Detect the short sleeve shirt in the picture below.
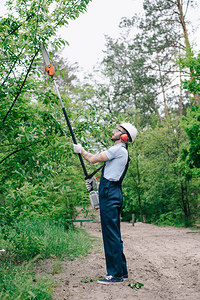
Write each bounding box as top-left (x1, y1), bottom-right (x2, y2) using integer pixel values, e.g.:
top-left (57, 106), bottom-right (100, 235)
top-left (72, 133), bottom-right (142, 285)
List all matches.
top-left (104, 143), bottom-right (128, 181)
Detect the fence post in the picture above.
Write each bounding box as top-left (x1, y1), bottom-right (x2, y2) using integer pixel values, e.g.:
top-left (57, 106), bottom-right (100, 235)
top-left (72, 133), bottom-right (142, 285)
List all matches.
top-left (132, 214), bottom-right (135, 226)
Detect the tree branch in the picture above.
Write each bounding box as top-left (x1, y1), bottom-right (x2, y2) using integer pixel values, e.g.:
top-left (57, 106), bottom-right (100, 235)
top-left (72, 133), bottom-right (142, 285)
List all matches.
top-left (56, 0), bottom-right (81, 26)
top-left (1, 46), bottom-right (26, 87)
top-left (0, 142), bottom-right (34, 164)
top-left (2, 48), bottom-right (40, 123)
top-left (2, 14), bottom-right (33, 41)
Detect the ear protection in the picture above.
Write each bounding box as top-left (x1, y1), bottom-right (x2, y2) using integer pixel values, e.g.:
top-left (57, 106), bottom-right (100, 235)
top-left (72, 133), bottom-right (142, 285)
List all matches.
top-left (120, 134), bottom-right (128, 142)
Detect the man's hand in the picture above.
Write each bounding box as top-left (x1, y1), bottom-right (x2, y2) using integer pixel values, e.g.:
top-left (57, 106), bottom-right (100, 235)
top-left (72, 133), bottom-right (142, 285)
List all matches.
top-left (85, 176), bottom-right (99, 191)
top-left (73, 143), bottom-right (83, 154)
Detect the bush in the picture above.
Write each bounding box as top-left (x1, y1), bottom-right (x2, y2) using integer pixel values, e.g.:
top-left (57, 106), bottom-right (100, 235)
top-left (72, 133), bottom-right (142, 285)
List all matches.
top-left (0, 182), bottom-right (76, 230)
top-left (156, 210), bottom-right (184, 227)
top-left (0, 219), bottom-right (92, 263)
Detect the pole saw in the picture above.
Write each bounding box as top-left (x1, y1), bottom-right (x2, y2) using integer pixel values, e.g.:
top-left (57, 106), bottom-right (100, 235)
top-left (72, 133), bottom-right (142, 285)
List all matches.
top-left (40, 44), bottom-right (89, 177)
top-left (40, 44), bottom-right (100, 209)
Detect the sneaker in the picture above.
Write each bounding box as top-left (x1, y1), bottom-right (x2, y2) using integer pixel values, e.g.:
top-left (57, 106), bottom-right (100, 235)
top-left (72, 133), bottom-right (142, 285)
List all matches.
top-left (97, 275), bottom-right (124, 285)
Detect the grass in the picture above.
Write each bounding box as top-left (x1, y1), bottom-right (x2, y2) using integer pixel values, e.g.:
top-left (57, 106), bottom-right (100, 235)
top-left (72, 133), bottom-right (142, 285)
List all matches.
top-left (50, 260), bottom-right (63, 275)
top-left (0, 219), bottom-right (92, 262)
top-left (0, 261), bottom-right (53, 300)
top-left (0, 218), bottom-right (93, 299)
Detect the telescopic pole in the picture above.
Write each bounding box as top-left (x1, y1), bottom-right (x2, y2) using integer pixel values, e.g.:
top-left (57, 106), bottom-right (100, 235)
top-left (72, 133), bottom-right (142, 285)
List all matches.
top-left (40, 44), bottom-right (89, 179)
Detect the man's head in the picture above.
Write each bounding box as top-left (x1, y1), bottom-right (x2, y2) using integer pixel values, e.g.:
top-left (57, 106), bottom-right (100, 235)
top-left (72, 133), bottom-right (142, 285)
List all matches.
top-left (111, 125), bottom-right (127, 142)
top-left (111, 123), bottom-right (137, 143)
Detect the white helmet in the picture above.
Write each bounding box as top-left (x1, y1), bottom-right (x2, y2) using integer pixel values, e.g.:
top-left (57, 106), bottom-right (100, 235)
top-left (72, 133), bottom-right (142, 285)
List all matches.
top-left (120, 123), bottom-right (137, 142)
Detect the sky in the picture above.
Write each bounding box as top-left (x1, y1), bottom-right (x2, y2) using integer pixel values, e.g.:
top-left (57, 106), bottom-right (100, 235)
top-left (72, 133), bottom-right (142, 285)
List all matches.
top-left (1, 0), bottom-right (200, 77)
top-left (58, 0), bottom-right (143, 73)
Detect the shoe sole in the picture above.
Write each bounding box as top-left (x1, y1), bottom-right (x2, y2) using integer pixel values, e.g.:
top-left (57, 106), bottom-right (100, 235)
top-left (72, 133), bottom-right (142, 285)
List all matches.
top-left (97, 281), bottom-right (109, 285)
top-left (97, 280), bottom-right (123, 285)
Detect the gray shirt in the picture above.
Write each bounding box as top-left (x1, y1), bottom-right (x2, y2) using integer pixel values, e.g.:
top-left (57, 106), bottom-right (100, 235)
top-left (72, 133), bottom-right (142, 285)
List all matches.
top-left (104, 143), bottom-right (128, 181)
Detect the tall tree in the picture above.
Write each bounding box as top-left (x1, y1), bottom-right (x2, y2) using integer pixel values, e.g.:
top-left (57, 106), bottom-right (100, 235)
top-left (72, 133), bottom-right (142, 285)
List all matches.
top-left (0, 0), bottom-right (91, 123)
top-left (99, 36), bottom-right (161, 129)
top-left (0, 0), bottom-right (93, 225)
top-left (142, 0), bottom-right (199, 106)
top-left (118, 0), bottom-right (198, 120)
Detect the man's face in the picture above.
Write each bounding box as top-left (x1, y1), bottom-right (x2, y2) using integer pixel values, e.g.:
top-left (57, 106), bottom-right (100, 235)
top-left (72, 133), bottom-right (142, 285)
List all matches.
top-left (111, 125), bottom-right (125, 142)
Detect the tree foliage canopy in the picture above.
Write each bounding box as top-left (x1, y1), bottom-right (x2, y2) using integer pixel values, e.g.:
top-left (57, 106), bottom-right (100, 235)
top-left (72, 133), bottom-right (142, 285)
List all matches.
top-left (0, 0), bottom-right (200, 230)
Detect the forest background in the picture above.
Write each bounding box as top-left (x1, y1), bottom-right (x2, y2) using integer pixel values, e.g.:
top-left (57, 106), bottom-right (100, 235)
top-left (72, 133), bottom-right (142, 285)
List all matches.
top-left (0, 0), bottom-right (200, 297)
top-left (1, 0), bottom-right (200, 226)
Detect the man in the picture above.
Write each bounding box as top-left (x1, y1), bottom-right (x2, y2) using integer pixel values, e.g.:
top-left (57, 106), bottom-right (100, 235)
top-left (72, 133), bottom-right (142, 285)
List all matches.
top-left (73, 123), bottom-right (137, 284)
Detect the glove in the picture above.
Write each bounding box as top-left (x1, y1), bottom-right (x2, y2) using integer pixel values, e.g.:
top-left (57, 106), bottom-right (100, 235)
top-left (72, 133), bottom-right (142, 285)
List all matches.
top-left (73, 143), bottom-right (83, 154)
top-left (85, 176), bottom-right (99, 192)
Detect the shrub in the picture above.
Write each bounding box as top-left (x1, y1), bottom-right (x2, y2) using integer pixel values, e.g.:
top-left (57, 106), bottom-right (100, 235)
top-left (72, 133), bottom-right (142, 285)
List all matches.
top-left (0, 219), bottom-right (92, 263)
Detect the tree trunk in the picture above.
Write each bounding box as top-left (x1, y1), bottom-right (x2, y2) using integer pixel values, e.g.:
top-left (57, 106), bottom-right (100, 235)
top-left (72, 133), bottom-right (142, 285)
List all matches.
top-left (136, 156), bottom-right (143, 222)
top-left (156, 52), bottom-right (168, 119)
top-left (156, 109), bottom-right (163, 124)
top-left (176, 0), bottom-right (199, 105)
top-left (179, 66), bottom-right (183, 117)
top-left (181, 181), bottom-right (191, 227)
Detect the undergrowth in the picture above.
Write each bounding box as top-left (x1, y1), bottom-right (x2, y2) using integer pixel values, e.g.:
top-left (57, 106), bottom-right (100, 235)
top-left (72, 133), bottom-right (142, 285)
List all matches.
top-left (0, 219), bottom-right (93, 299)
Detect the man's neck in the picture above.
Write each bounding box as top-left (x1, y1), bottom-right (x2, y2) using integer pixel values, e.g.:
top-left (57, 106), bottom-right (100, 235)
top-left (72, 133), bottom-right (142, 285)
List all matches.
top-left (114, 140), bottom-right (122, 146)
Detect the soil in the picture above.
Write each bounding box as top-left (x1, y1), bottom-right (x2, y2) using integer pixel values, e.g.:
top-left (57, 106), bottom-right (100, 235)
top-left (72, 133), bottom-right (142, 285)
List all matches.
top-left (36, 211), bottom-right (200, 300)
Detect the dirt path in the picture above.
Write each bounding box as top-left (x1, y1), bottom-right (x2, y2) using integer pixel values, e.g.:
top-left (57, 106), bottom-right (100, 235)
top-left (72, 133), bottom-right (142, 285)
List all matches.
top-left (38, 218), bottom-right (200, 300)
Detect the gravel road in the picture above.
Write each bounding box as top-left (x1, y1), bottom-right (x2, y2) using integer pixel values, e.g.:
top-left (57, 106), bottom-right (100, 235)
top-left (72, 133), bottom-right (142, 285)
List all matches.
top-left (39, 218), bottom-right (200, 300)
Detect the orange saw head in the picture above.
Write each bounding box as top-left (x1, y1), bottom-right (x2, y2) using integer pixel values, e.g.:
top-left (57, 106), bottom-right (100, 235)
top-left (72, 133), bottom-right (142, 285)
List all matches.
top-left (45, 64), bottom-right (55, 76)
top-left (40, 44), bottom-right (55, 77)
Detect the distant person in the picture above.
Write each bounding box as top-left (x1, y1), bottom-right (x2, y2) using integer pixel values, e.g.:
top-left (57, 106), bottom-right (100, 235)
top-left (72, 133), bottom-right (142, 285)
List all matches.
top-left (73, 123), bottom-right (137, 284)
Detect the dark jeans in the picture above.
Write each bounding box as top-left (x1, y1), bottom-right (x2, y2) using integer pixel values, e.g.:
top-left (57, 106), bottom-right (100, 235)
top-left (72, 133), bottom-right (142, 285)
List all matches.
top-left (99, 177), bottom-right (128, 278)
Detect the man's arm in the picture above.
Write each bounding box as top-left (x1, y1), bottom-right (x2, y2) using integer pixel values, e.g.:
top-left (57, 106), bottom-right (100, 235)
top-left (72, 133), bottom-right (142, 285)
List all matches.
top-left (81, 148), bottom-right (109, 164)
top-left (73, 143), bottom-right (109, 164)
